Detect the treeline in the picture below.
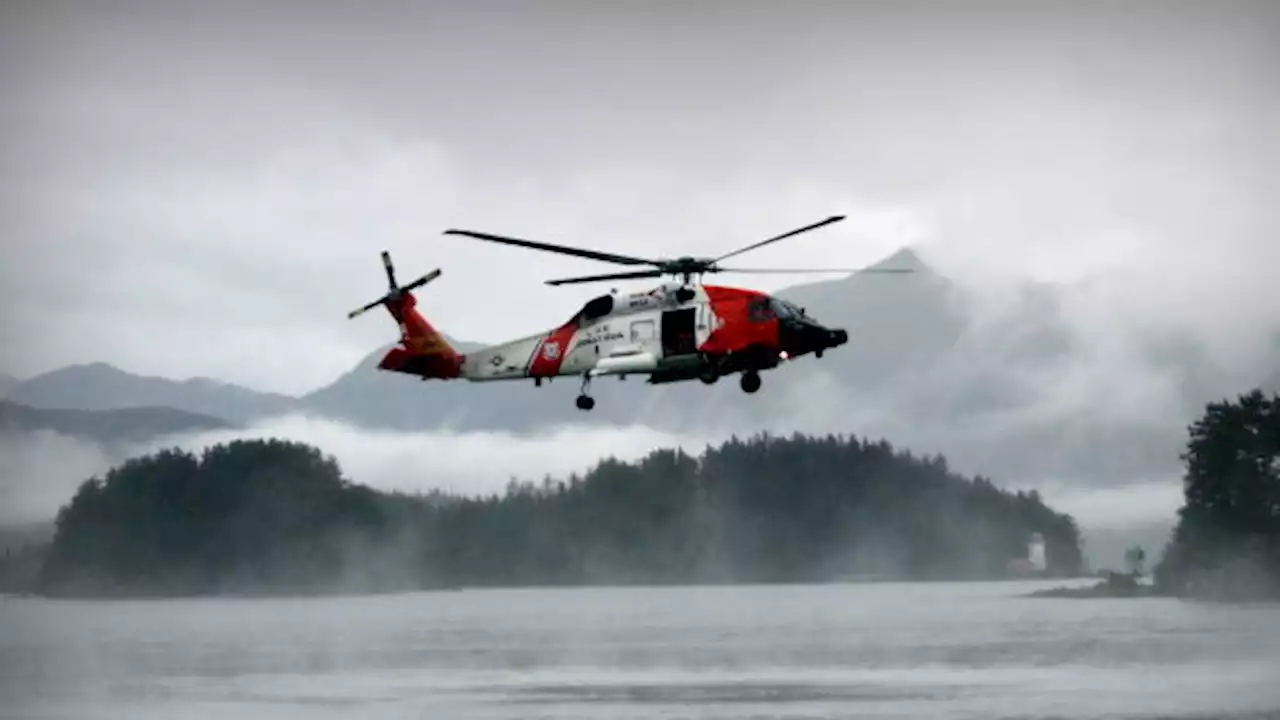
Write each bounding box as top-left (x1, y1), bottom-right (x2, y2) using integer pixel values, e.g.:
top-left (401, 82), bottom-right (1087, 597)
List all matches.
top-left (34, 433), bottom-right (1083, 597)
top-left (1155, 388), bottom-right (1280, 600)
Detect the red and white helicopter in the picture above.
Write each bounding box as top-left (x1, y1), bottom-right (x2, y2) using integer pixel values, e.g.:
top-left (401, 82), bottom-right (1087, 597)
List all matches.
top-left (347, 215), bottom-right (911, 410)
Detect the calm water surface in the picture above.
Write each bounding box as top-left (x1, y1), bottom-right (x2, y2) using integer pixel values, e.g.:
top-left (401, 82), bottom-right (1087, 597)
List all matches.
top-left (3, 580), bottom-right (1279, 719)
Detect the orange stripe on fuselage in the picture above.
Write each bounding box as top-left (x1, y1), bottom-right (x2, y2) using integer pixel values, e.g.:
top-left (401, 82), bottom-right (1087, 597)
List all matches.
top-left (528, 323), bottom-right (578, 376)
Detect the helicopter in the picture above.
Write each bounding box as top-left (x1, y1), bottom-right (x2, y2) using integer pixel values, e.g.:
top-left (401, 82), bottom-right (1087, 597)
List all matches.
top-left (346, 215), bottom-right (912, 410)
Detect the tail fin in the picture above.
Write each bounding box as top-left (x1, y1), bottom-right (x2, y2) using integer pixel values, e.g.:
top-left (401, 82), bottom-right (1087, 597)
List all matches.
top-left (346, 252), bottom-right (463, 380)
top-left (378, 291), bottom-right (463, 379)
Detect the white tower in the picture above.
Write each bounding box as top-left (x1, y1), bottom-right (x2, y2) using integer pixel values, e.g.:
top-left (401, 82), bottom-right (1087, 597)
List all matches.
top-left (1028, 533), bottom-right (1046, 573)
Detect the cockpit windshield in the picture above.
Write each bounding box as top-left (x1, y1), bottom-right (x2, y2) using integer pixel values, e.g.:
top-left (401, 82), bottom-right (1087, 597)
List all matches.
top-left (770, 299), bottom-right (805, 320)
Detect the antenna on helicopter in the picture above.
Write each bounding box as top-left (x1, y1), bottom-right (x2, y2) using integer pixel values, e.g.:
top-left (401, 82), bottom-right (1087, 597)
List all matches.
top-left (347, 251), bottom-right (442, 319)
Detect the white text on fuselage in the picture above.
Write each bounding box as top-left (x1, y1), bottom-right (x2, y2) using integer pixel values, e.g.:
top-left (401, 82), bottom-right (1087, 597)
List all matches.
top-left (573, 330), bottom-right (625, 350)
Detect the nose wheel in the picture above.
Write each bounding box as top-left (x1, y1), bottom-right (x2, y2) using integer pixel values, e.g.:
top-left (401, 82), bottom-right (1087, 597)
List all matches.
top-left (576, 373), bottom-right (595, 411)
top-left (740, 371), bottom-right (761, 394)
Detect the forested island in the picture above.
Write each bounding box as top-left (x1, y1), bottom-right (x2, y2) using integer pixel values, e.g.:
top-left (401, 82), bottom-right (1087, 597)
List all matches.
top-left (1032, 387), bottom-right (1280, 601)
top-left (19, 432), bottom-right (1082, 598)
top-left (6, 387), bottom-right (1276, 600)
top-left (1152, 388), bottom-right (1280, 601)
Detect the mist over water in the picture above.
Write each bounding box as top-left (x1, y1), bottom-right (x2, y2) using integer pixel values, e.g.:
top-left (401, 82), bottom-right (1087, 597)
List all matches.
top-left (0, 413), bottom-right (1182, 571)
top-left (4, 582), bottom-right (1279, 719)
top-left (0, 415), bottom-right (705, 526)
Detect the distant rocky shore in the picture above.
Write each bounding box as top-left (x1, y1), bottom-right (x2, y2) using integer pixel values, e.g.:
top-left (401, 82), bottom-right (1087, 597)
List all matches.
top-left (1026, 571), bottom-right (1161, 599)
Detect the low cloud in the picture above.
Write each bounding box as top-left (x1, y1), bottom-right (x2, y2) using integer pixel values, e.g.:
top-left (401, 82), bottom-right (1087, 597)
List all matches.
top-left (2, 417), bottom-right (711, 525)
top-left (1034, 479), bottom-right (1184, 532)
top-left (0, 430), bottom-right (113, 526)
top-left (2, 413), bottom-right (1190, 567)
top-left (134, 413), bottom-right (717, 498)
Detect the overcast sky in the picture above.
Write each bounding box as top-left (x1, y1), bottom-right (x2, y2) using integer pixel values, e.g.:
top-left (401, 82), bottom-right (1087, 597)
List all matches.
top-left (2, 0), bottom-right (1276, 395)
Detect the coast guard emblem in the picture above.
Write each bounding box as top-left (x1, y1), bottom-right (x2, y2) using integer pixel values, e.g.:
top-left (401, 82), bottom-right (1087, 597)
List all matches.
top-left (543, 341), bottom-right (561, 360)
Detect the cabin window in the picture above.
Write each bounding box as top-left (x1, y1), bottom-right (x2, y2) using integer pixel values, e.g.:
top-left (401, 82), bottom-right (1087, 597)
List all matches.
top-left (630, 319), bottom-right (655, 343)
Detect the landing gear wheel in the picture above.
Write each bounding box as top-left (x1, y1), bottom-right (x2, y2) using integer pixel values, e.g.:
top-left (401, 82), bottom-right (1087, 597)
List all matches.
top-left (576, 373), bottom-right (594, 410)
top-left (699, 367), bottom-right (719, 384)
top-left (814, 349), bottom-right (824, 359)
top-left (740, 371), bottom-right (762, 394)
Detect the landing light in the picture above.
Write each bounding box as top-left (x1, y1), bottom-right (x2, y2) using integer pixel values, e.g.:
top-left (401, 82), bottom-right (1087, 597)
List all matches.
top-left (779, 350), bottom-right (790, 361)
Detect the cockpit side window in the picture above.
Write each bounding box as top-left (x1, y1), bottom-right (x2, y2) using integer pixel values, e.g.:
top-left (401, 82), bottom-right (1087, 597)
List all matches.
top-left (770, 299), bottom-right (795, 319)
top-left (771, 299), bottom-right (808, 320)
top-left (748, 298), bottom-right (775, 322)
top-left (582, 294), bottom-right (614, 320)
top-left (565, 294), bottom-right (615, 328)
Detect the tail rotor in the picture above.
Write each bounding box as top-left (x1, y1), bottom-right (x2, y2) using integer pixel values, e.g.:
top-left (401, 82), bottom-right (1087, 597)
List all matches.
top-left (347, 251), bottom-right (442, 319)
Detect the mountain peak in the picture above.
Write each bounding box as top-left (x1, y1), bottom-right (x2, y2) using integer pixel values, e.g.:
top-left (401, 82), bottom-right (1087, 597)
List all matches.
top-left (38, 361), bottom-right (133, 380)
top-left (7, 362), bottom-right (297, 422)
top-left (868, 246), bottom-right (932, 274)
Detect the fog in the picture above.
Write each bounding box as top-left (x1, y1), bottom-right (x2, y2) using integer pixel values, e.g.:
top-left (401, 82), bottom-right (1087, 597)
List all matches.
top-left (1, 4), bottom-right (1273, 568)
top-left (3, 4), bottom-right (1277, 717)
top-left (140, 413), bottom-right (720, 497)
top-left (3, 0), bottom-right (1277, 398)
top-left (0, 430), bottom-right (113, 528)
top-left (0, 415), bottom-right (710, 526)
top-left (1, 413), bottom-right (1187, 569)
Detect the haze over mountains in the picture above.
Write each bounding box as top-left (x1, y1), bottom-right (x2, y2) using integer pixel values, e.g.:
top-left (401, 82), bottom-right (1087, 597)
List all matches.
top-left (5, 363), bottom-right (296, 423)
top-left (0, 401), bottom-right (230, 446)
top-left (8, 248), bottom-right (1271, 456)
top-left (4, 248), bottom-right (1275, 567)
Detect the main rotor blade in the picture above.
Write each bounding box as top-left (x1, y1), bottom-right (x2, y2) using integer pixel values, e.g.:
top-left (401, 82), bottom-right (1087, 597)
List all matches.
top-left (715, 267), bottom-right (915, 274)
top-left (444, 229), bottom-right (658, 267)
top-left (545, 269), bottom-right (665, 286)
top-left (712, 215), bottom-right (846, 263)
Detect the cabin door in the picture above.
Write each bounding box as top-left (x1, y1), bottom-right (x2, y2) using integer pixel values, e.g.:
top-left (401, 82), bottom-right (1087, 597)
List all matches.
top-left (661, 307), bottom-right (698, 357)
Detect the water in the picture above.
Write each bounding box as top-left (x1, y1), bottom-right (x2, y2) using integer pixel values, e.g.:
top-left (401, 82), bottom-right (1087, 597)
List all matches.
top-left (3, 580), bottom-right (1279, 719)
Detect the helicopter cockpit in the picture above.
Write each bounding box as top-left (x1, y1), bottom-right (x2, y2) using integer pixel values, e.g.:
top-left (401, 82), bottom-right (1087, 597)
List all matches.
top-left (749, 297), bottom-right (811, 323)
top-left (770, 298), bottom-right (807, 319)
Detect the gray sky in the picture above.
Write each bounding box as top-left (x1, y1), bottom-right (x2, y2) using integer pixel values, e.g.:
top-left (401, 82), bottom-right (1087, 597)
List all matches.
top-left (2, 0), bottom-right (1277, 395)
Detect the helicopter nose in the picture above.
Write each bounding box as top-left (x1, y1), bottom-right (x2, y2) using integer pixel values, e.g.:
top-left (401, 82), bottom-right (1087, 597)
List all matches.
top-left (780, 319), bottom-right (847, 356)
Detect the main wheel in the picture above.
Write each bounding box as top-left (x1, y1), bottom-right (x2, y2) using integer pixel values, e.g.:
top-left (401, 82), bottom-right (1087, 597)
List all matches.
top-left (740, 371), bottom-right (761, 394)
top-left (699, 367), bottom-right (719, 384)
top-left (575, 394), bottom-right (595, 411)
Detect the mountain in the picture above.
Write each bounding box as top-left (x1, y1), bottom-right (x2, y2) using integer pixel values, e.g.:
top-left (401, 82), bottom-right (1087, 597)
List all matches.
top-left (12, 249), bottom-right (1276, 571)
top-left (6, 362), bottom-right (296, 423)
top-left (15, 249), bottom-right (1277, 499)
top-left (0, 400), bottom-right (233, 446)
top-left (290, 249), bottom-right (968, 432)
top-left (296, 247), bottom-right (1276, 495)
top-left (299, 335), bottom-right (494, 430)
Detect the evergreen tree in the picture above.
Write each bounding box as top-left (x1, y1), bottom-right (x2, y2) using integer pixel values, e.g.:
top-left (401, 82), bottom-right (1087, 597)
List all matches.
top-left (1155, 389), bottom-right (1280, 599)
top-left (36, 432), bottom-right (1084, 597)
